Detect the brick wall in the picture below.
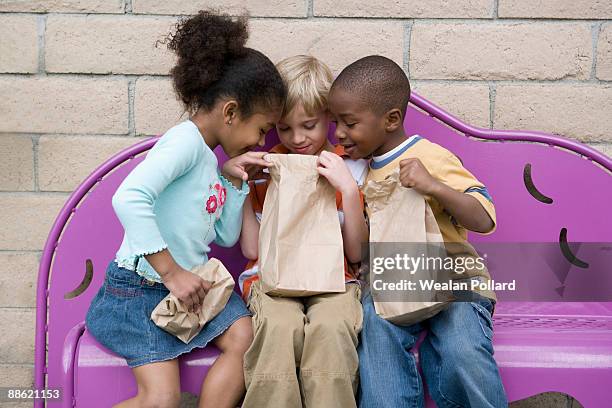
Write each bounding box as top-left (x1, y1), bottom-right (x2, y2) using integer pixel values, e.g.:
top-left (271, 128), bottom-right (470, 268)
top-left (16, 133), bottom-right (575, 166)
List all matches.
top-left (0, 1), bottom-right (610, 406)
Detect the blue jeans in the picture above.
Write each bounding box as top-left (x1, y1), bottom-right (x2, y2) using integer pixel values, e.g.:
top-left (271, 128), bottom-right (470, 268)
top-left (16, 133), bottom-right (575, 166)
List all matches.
top-left (358, 293), bottom-right (507, 408)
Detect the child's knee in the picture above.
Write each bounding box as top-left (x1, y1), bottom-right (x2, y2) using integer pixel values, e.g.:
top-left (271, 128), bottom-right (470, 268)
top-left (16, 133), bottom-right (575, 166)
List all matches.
top-left (218, 317), bottom-right (254, 354)
top-left (258, 306), bottom-right (305, 338)
top-left (430, 338), bottom-right (485, 374)
top-left (306, 312), bottom-right (358, 345)
top-left (137, 387), bottom-right (181, 408)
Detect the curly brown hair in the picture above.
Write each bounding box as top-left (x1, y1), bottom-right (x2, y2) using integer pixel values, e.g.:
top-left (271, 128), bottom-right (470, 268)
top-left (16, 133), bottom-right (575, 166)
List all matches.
top-left (164, 10), bottom-right (285, 117)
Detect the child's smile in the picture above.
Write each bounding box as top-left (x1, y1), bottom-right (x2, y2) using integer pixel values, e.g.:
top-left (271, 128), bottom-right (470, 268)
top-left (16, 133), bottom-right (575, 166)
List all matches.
top-left (328, 87), bottom-right (387, 160)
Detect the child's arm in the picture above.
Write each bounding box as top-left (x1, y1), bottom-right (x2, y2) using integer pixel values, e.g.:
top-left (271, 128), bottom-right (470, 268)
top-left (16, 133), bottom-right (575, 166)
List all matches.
top-left (214, 152), bottom-right (271, 247)
top-left (112, 130), bottom-right (210, 312)
top-left (339, 186), bottom-right (368, 263)
top-left (318, 151), bottom-right (369, 263)
top-left (399, 157), bottom-right (494, 233)
top-left (240, 189), bottom-right (260, 260)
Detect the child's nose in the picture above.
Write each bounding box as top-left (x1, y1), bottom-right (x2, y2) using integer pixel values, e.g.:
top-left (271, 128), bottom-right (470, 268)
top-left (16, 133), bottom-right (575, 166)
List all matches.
top-left (292, 133), bottom-right (307, 145)
top-left (334, 126), bottom-right (345, 141)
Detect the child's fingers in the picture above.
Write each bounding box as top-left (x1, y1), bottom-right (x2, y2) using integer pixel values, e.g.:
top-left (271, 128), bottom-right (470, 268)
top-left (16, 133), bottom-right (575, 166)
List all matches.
top-left (321, 150), bottom-right (342, 163)
top-left (247, 151), bottom-right (269, 159)
top-left (232, 167), bottom-right (249, 181)
top-left (327, 151), bottom-right (342, 162)
top-left (317, 166), bottom-right (331, 178)
top-left (201, 280), bottom-right (213, 291)
top-left (245, 151), bottom-right (273, 166)
top-left (317, 155), bottom-right (332, 168)
top-left (197, 287), bottom-right (207, 302)
top-left (190, 293), bottom-right (201, 312)
top-left (319, 153), bottom-right (344, 170)
top-left (182, 295), bottom-right (194, 312)
top-left (320, 150), bottom-right (337, 159)
top-left (244, 157), bottom-right (273, 168)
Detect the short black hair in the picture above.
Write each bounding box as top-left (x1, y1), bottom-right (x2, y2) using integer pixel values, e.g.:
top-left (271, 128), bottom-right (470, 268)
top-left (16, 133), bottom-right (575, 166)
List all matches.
top-left (331, 55), bottom-right (411, 116)
top-left (163, 10), bottom-right (286, 118)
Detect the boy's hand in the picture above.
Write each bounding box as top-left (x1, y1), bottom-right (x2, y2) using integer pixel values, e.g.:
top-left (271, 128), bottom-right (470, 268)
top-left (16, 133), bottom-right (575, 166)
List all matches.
top-left (399, 158), bottom-right (441, 196)
top-left (317, 151), bottom-right (358, 195)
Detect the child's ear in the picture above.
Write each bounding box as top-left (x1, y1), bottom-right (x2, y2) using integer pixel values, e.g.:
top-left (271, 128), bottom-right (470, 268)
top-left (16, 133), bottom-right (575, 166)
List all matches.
top-left (222, 100), bottom-right (239, 125)
top-left (384, 108), bottom-right (403, 132)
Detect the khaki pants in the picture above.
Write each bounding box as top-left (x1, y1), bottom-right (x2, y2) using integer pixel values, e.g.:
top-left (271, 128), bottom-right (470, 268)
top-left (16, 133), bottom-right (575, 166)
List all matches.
top-left (243, 282), bottom-right (363, 408)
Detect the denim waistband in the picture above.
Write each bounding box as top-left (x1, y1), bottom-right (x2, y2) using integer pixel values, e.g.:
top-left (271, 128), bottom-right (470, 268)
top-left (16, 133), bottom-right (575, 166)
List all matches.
top-left (108, 261), bottom-right (167, 290)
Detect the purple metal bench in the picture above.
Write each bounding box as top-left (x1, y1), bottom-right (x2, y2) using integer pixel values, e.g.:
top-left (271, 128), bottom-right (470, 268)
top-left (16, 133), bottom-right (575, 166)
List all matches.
top-left (34, 93), bottom-right (612, 407)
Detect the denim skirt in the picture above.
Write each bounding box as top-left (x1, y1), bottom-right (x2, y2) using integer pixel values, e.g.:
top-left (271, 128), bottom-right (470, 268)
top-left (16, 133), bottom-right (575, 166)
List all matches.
top-left (85, 261), bottom-right (251, 368)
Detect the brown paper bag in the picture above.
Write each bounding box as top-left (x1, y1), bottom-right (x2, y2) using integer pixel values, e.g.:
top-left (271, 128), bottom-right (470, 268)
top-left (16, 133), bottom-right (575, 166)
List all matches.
top-left (363, 171), bottom-right (452, 326)
top-left (258, 154), bottom-right (346, 297)
top-left (151, 258), bottom-right (234, 343)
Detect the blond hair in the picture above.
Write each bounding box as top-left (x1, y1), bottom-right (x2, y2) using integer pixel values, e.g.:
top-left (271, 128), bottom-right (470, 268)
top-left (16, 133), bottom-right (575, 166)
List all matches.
top-left (275, 55), bottom-right (333, 117)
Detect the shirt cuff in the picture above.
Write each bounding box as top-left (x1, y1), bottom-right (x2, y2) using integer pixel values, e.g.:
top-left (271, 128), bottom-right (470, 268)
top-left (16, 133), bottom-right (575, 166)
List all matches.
top-left (465, 191), bottom-right (497, 235)
top-left (135, 243), bottom-right (168, 258)
top-left (219, 173), bottom-right (250, 197)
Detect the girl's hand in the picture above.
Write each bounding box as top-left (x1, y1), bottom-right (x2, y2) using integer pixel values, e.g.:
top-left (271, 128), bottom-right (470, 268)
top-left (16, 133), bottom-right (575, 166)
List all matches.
top-left (162, 266), bottom-right (212, 313)
top-left (222, 151), bottom-right (272, 184)
top-left (317, 151), bottom-right (358, 195)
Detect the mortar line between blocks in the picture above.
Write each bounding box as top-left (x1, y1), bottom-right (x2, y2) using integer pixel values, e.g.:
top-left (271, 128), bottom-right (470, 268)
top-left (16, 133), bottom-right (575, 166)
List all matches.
top-left (0, 249), bottom-right (43, 254)
top-left (2, 73), bottom-right (609, 85)
top-left (36, 14), bottom-right (46, 75)
top-left (489, 82), bottom-right (496, 129)
top-left (128, 79), bottom-right (136, 137)
top-left (32, 135), bottom-right (40, 192)
top-left (591, 22), bottom-right (603, 80)
top-left (0, 191), bottom-right (70, 197)
top-left (404, 20), bottom-right (413, 79)
top-left (10, 12), bottom-right (610, 23)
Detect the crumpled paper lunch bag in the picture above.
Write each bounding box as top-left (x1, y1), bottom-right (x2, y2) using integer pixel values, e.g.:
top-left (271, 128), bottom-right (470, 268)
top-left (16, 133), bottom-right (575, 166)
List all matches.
top-left (151, 258), bottom-right (234, 343)
top-left (258, 154), bottom-right (345, 297)
top-left (362, 170), bottom-right (452, 326)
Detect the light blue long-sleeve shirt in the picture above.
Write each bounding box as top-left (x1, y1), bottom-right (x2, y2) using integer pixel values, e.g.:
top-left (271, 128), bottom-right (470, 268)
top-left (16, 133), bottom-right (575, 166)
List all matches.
top-left (113, 120), bottom-right (249, 282)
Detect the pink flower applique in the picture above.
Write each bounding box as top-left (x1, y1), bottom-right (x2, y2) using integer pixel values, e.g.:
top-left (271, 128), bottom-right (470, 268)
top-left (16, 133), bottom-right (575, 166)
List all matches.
top-left (206, 195), bottom-right (218, 214)
top-left (219, 187), bottom-right (227, 206)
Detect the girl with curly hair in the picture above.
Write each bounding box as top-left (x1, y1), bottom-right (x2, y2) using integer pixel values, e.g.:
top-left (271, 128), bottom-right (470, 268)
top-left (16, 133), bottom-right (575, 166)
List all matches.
top-left (85, 10), bottom-right (285, 408)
